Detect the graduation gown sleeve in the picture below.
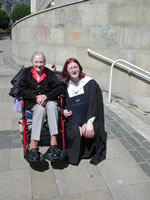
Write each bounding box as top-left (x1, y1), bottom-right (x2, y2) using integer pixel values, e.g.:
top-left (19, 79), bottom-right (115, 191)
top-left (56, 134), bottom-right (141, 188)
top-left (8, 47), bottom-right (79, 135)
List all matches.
top-left (85, 80), bottom-right (107, 165)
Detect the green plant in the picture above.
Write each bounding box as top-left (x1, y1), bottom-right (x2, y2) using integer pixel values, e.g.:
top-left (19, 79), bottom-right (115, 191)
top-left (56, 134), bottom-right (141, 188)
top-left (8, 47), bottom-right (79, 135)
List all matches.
top-left (10, 3), bottom-right (30, 22)
top-left (0, 8), bottom-right (10, 29)
top-left (0, 29), bottom-right (9, 34)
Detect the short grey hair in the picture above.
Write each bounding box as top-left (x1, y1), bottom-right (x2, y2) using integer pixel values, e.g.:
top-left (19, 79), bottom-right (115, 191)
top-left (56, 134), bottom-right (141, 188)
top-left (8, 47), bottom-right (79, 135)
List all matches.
top-left (31, 52), bottom-right (46, 63)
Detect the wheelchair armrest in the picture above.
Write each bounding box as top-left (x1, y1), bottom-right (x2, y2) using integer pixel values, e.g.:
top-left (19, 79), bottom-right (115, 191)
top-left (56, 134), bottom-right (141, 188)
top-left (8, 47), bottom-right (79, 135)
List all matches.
top-left (58, 93), bottom-right (65, 99)
top-left (18, 96), bottom-right (23, 100)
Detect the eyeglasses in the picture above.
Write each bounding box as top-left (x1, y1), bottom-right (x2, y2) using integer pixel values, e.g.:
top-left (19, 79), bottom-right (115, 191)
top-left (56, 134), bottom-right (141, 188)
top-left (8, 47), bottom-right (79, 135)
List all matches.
top-left (67, 66), bottom-right (79, 71)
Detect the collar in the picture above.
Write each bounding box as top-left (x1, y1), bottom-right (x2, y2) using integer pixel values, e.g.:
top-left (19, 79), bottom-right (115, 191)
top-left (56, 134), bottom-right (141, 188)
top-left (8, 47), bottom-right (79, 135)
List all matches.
top-left (67, 76), bottom-right (92, 97)
top-left (31, 68), bottom-right (46, 83)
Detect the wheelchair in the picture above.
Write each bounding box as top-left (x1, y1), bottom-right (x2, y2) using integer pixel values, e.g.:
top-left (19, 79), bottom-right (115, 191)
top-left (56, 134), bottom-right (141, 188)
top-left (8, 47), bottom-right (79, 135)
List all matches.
top-left (16, 65), bottom-right (67, 163)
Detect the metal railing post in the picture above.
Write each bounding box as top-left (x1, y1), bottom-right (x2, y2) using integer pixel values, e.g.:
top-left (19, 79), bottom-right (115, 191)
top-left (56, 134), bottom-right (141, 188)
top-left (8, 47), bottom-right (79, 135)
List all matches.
top-left (108, 61), bottom-right (115, 103)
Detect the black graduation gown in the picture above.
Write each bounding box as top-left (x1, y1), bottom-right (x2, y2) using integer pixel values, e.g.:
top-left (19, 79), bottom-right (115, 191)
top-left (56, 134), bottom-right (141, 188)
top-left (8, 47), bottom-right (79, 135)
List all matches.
top-left (65, 79), bottom-right (107, 165)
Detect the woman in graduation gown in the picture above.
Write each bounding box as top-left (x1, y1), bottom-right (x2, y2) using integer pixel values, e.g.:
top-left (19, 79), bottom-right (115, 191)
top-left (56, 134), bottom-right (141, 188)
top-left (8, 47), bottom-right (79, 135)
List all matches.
top-left (61, 58), bottom-right (107, 165)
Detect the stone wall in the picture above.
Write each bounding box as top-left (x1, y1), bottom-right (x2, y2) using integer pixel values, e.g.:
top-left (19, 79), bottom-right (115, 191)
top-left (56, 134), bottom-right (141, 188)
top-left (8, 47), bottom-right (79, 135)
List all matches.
top-left (12, 0), bottom-right (150, 112)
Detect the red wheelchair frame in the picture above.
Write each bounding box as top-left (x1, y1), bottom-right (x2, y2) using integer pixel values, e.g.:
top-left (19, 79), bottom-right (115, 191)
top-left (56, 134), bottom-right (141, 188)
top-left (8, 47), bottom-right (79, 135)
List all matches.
top-left (19, 65), bottom-right (66, 161)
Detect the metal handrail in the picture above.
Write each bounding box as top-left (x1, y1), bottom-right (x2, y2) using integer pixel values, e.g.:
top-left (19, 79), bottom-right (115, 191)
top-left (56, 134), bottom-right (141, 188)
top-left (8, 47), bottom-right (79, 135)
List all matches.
top-left (87, 49), bottom-right (150, 103)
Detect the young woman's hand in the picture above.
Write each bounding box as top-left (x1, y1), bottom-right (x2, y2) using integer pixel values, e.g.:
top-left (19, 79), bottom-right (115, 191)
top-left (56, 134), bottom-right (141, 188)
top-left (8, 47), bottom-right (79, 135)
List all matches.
top-left (86, 120), bottom-right (95, 138)
top-left (79, 123), bottom-right (86, 136)
top-left (63, 109), bottom-right (72, 118)
top-left (81, 120), bottom-right (95, 138)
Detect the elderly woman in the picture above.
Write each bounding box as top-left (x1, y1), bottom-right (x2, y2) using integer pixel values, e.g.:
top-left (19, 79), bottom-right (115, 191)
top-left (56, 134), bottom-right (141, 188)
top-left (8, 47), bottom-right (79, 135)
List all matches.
top-left (61, 58), bottom-right (107, 165)
top-left (18, 52), bottom-right (65, 162)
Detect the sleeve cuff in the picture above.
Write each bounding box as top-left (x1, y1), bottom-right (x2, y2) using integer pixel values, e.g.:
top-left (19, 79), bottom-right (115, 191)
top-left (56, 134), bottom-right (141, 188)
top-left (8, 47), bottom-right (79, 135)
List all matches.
top-left (88, 116), bottom-right (96, 123)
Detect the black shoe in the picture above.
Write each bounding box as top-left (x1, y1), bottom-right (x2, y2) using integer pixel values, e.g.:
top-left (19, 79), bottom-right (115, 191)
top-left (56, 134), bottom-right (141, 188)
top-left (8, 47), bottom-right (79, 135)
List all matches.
top-left (45, 145), bottom-right (60, 161)
top-left (28, 148), bottom-right (39, 162)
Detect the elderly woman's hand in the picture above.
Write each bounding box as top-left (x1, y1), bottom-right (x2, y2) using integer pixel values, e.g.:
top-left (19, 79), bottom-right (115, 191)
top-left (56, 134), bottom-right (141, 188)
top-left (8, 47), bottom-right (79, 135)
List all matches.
top-left (36, 94), bottom-right (47, 106)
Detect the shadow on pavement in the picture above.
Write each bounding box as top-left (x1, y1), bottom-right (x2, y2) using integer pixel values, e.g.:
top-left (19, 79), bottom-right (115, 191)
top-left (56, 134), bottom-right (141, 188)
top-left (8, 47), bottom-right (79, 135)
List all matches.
top-left (51, 159), bottom-right (69, 170)
top-left (29, 160), bottom-right (50, 172)
top-left (29, 159), bottom-right (69, 171)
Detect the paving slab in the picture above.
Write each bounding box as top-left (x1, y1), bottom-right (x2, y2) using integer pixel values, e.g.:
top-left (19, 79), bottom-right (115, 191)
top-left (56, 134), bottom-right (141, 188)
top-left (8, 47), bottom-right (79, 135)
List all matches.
top-left (31, 167), bottom-right (59, 199)
top-left (33, 197), bottom-right (61, 200)
top-left (0, 130), bottom-right (22, 149)
top-left (61, 189), bottom-right (113, 200)
top-left (0, 169), bottom-right (32, 200)
top-left (0, 119), bottom-right (12, 131)
top-left (9, 148), bottom-right (29, 169)
top-left (98, 156), bottom-right (150, 188)
top-left (0, 149), bottom-right (9, 171)
top-left (110, 182), bottom-right (150, 200)
top-left (107, 139), bottom-right (131, 159)
top-left (54, 159), bottom-right (107, 195)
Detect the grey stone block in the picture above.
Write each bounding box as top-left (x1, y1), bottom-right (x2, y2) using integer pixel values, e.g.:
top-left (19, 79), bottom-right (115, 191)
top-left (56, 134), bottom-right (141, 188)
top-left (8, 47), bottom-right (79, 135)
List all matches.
top-left (142, 141), bottom-right (150, 151)
top-left (108, 135), bottom-right (116, 139)
top-left (106, 122), bottom-right (122, 138)
top-left (140, 29), bottom-right (150, 49)
top-left (109, 4), bottom-right (137, 26)
top-left (122, 123), bottom-right (137, 134)
top-left (138, 5), bottom-right (150, 26)
top-left (129, 150), bottom-right (145, 163)
top-left (105, 113), bottom-right (114, 121)
top-left (55, 46), bottom-right (77, 64)
top-left (137, 147), bottom-right (150, 160)
top-left (119, 138), bottom-right (134, 150)
top-left (81, 4), bottom-right (108, 26)
top-left (140, 163), bottom-right (150, 177)
top-left (131, 132), bottom-right (146, 142)
top-left (121, 28), bottom-right (142, 49)
top-left (111, 122), bottom-right (131, 137)
top-left (136, 51), bottom-right (150, 72)
top-left (126, 136), bottom-right (141, 147)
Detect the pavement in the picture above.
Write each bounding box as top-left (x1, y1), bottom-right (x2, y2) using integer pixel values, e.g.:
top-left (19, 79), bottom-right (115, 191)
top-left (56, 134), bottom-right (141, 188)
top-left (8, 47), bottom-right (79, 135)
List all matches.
top-left (0, 35), bottom-right (150, 200)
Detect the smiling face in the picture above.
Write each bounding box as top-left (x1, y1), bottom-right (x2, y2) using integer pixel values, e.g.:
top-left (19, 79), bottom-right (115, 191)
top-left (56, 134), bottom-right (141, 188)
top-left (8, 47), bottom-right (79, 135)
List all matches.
top-left (32, 54), bottom-right (45, 75)
top-left (67, 61), bottom-right (80, 83)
